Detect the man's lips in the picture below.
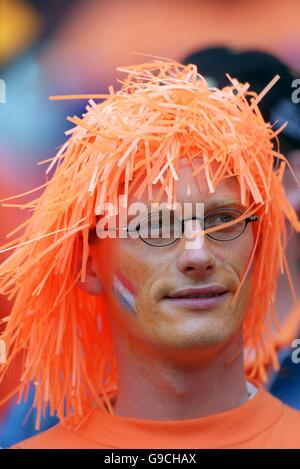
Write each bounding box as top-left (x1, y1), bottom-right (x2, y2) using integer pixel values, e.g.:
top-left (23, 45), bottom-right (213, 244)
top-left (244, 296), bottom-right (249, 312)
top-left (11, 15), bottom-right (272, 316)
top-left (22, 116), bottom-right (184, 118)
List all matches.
top-left (163, 285), bottom-right (229, 310)
top-left (166, 285), bottom-right (228, 298)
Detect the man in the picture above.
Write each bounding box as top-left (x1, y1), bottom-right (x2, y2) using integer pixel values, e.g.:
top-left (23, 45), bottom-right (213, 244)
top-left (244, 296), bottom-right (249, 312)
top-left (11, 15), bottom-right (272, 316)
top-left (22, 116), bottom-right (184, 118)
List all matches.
top-left (1, 59), bottom-right (300, 449)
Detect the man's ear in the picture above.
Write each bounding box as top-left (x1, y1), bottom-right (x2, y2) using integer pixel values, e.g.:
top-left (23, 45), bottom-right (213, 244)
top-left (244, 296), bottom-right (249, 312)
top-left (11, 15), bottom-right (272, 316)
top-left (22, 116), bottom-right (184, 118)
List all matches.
top-left (76, 239), bottom-right (103, 296)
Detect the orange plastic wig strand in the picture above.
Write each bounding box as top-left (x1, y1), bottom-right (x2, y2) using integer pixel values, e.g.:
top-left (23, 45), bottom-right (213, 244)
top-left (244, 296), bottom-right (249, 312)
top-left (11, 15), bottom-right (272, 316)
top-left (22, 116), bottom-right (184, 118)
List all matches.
top-left (0, 59), bottom-right (300, 429)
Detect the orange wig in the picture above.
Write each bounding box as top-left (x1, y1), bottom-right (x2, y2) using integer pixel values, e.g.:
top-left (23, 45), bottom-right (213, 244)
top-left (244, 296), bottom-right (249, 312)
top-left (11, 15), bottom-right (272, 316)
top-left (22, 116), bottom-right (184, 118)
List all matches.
top-left (0, 59), bottom-right (299, 429)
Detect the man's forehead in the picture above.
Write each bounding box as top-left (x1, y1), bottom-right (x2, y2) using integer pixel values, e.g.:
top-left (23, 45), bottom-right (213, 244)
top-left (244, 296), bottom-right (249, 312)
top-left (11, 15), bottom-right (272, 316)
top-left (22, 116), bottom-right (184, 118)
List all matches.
top-left (124, 171), bottom-right (242, 211)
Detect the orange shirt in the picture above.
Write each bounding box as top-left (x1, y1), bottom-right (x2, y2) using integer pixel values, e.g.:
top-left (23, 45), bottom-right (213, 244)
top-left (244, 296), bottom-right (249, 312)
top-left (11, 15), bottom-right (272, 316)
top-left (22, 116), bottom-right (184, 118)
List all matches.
top-left (11, 387), bottom-right (300, 449)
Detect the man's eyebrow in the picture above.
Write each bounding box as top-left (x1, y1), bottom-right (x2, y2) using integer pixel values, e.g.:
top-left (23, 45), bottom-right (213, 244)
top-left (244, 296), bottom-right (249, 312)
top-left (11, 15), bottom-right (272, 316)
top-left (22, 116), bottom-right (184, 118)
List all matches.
top-left (124, 199), bottom-right (245, 220)
top-left (205, 198), bottom-right (245, 210)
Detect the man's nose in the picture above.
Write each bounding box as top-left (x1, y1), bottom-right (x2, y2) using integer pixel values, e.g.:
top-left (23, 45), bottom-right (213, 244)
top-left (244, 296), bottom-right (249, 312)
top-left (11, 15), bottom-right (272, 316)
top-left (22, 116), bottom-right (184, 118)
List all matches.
top-left (175, 219), bottom-right (216, 279)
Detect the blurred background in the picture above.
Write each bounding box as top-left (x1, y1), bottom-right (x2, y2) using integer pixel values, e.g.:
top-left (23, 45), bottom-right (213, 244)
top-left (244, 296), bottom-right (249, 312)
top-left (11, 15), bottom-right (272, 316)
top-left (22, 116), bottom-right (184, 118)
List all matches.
top-left (0, 0), bottom-right (300, 448)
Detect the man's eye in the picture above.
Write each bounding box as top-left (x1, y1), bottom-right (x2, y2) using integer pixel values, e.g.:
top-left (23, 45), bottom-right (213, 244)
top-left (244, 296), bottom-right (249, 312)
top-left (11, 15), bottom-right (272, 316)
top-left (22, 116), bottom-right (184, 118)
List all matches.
top-left (150, 223), bottom-right (162, 230)
top-left (147, 219), bottom-right (173, 232)
top-left (206, 212), bottom-right (237, 227)
top-left (138, 212), bottom-right (177, 238)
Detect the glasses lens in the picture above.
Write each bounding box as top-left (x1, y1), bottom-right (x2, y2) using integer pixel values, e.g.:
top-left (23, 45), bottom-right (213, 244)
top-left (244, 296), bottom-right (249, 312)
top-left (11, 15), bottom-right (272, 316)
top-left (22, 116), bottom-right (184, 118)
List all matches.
top-left (139, 211), bottom-right (182, 246)
top-left (205, 209), bottom-right (245, 240)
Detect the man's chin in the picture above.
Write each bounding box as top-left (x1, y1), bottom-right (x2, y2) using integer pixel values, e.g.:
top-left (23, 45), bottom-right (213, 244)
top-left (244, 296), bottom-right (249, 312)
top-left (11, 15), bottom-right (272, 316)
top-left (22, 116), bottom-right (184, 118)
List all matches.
top-left (140, 314), bottom-right (233, 350)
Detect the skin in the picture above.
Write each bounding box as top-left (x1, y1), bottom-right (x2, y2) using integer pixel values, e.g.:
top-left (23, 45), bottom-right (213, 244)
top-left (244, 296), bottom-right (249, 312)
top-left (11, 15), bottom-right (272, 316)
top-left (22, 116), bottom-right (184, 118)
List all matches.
top-left (80, 156), bottom-right (256, 420)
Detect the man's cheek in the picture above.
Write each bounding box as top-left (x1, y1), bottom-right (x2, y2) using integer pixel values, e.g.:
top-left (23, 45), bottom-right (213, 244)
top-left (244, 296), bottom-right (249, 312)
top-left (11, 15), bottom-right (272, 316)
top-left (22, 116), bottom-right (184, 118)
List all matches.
top-left (112, 270), bottom-right (137, 314)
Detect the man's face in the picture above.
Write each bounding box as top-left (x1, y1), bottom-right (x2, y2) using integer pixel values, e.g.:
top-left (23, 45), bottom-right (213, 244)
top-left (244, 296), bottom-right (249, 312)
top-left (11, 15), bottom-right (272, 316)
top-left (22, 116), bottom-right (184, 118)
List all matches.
top-left (89, 157), bottom-right (255, 356)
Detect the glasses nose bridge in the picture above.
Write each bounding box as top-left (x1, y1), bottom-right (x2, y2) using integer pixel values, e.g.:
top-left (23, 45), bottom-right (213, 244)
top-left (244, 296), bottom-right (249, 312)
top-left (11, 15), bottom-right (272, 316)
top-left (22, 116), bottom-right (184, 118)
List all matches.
top-left (181, 216), bottom-right (204, 235)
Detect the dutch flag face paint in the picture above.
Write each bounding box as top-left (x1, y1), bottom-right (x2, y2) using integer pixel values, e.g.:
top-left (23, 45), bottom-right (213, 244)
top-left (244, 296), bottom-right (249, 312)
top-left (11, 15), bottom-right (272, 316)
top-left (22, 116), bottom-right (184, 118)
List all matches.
top-left (112, 270), bottom-right (136, 313)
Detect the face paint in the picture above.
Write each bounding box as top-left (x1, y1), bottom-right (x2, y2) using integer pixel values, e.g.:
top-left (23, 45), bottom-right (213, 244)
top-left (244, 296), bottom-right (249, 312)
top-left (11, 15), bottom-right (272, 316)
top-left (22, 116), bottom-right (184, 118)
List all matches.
top-left (112, 270), bottom-right (136, 313)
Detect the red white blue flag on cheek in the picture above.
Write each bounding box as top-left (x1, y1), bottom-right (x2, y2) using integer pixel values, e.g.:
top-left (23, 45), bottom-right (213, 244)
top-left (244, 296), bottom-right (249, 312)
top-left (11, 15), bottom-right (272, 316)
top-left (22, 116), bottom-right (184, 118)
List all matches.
top-left (112, 271), bottom-right (136, 313)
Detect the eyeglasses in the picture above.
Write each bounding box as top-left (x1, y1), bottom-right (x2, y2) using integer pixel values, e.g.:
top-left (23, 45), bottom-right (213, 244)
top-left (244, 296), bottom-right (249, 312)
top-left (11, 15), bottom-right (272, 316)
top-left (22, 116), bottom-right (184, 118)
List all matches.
top-left (123, 208), bottom-right (259, 247)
